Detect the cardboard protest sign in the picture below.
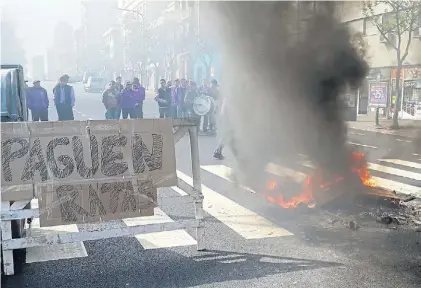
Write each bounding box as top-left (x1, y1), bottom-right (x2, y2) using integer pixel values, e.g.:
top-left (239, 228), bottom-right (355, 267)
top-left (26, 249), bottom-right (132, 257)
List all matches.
top-left (1, 119), bottom-right (177, 225)
top-left (1, 119), bottom-right (176, 187)
top-left (38, 177), bottom-right (157, 227)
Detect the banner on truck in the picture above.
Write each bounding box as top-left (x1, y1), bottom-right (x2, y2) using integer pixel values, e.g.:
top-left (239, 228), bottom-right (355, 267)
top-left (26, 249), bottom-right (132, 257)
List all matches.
top-left (1, 119), bottom-right (177, 226)
top-left (368, 82), bottom-right (388, 107)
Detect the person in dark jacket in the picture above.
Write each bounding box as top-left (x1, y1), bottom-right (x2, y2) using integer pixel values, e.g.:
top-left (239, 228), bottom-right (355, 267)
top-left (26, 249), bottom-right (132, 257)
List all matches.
top-left (114, 76), bottom-right (124, 119)
top-left (132, 77), bottom-right (145, 119)
top-left (155, 79), bottom-right (171, 118)
top-left (53, 74), bottom-right (75, 121)
top-left (27, 80), bottom-right (49, 121)
top-left (102, 81), bottom-right (120, 119)
top-left (120, 81), bottom-right (137, 119)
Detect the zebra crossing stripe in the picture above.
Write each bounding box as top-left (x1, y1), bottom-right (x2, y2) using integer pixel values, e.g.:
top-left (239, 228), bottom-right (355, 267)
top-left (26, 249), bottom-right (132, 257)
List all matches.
top-left (123, 208), bottom-right (197, 249)
top-left (201, 165), bottom-right (256, 193)
top-left (367, 163), bottom-right (421, 181)
top-left (379, 159), bottom-right (421, 170)
top-left (265, 163), bottom-right (307, 182)
top-left (26, 200), bottom-right (88, 263)
top-left (370, 176), bottom-right (421, 197)
top-left (214, 162), bottom-right (420, 198)
top-left (177, 170), bottom-right (294, 239)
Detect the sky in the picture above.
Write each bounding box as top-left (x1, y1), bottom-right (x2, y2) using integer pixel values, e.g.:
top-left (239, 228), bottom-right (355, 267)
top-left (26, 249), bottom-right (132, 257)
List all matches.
top-left (1, 0), bottom-right (82, 61)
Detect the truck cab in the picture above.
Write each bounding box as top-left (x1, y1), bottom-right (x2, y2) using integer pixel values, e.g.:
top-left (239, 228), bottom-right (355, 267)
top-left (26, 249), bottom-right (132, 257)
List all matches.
top-left (1, 65), bottom-right (28, 122)
top-left (1, 64), bottom-right (29, 275)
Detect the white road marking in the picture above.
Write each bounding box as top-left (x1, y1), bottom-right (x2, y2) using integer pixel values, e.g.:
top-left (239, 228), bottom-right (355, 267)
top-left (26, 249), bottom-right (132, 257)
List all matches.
top-left (349, 132), bottom-right (365, 136)
top-left (380, 159), bottom-right (421, 170)
top-left (265, 162), bottom-right (307, 182)
top-left (123, 208), bottom-right (196, 249)
top-left (177, 170), bottom-right (293, 239)
top-left (171, 186), bottom-right (188, 196)
top-left (348, 142), bottom-right (377, 149)
top-left (396, 139), bottom-right (412, 143)
top-left (370, 176), bottom-right (421, 197)
top-left (367, 163), bottom-right (421, 181)
top-left (201, 165), bottom-right (256, 193)
top-left (412, 153), bottom-right (420, 156)
top-left (26, 199), bottom-right (87, 263)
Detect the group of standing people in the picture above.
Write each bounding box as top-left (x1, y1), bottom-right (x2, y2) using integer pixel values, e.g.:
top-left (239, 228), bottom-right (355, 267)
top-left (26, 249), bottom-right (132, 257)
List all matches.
top-left (25, 74), bottom-right (226, 159)
top-left (155, 77), bottom-right (220, 133)
top-left (25, 74), bottom-right (76, 121)
top-left (102, 76), bottom-right (145, 120)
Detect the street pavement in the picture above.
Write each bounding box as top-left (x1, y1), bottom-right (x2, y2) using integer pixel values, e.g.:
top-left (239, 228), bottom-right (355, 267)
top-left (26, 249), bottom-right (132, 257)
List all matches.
top-left (2, 81), bottom-right (421, 287)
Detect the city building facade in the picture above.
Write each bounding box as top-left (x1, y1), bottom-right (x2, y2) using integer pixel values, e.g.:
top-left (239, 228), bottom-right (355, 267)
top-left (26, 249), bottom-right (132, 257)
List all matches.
top-left (52, 22), bottom-right (75, 79)
top-left (336, 1), bottom-right (421, 119)
top-left (31, 55), bottom-right (45, 81)
top-left (81, 0), bottom-right (118, 75)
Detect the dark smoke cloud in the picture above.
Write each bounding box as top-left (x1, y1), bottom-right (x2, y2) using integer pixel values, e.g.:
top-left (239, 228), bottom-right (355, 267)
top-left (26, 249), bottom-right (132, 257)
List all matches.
top-left (206, 2), bottom-right (369, 191)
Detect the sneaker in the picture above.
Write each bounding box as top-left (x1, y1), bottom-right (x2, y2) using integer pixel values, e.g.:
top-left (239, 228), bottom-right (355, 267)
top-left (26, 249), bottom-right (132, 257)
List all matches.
top-left (213, 151), bottom-right (225, 160)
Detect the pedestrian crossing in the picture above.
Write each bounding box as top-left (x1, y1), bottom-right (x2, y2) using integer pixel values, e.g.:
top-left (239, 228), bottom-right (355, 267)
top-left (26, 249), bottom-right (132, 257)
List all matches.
top-left (20, 157), bottom-right (421, 266)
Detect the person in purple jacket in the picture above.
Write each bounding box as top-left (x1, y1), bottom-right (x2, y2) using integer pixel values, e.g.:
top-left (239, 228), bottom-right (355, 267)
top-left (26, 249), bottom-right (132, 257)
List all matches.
top-left (120, 81), bottom-right (137, 119)
top-left (27, 80), bottom-right (49, 121)
top-left (132, 77), bottom-right (145, 119)
top-left (53, 75), bottom-right (75, 121)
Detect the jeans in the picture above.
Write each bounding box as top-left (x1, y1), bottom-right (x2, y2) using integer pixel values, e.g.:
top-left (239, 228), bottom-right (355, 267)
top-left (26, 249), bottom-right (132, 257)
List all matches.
top-left (105, 107), bottom-right (117, 119)
top-left (114, 107), bottom-right (121, 119)
top-left (135, 102), bottom-right (143, 119)
top-left (122, 108), bottom-right (137, 119)
top-left (31, 109), bottom-right (48, 121)
top-left (159, 107), bottom-right (170, 118)
top-left (171, 106), bottom-right (178, 118)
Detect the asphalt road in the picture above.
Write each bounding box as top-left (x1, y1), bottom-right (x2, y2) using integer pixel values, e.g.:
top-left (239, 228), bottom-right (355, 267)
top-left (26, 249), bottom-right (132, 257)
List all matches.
top-left (2, 81), bottom-right (421, 288)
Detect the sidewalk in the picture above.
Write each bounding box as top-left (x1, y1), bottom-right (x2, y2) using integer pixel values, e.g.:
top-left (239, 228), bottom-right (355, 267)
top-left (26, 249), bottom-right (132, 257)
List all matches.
top-left (347, 113), bottom-right (421, 138)
top-left (145, 90), bottom-right (156, 99)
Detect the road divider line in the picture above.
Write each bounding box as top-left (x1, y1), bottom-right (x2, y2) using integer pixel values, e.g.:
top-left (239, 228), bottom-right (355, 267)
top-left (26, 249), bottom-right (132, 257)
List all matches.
top-left (380, 159), bottom-right (421, 170)
top-left (123, 208), bottom-right (196, 249)
top-left (26, 199), bottom-right (88, 263)
top-left (177, 170), bottom-right (294, 239)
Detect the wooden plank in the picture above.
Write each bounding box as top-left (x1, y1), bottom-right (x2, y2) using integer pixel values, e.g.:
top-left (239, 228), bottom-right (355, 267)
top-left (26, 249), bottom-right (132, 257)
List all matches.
top-left (1, 201), bottom-right (14, 275)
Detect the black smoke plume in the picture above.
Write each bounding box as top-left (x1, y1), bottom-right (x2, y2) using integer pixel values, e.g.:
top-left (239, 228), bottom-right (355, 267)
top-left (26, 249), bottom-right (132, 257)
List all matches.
top-left (206, 1), bottom-right (369, 191)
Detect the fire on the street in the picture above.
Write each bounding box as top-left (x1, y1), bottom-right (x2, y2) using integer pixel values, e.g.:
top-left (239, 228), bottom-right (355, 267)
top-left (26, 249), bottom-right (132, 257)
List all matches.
top-left (265, 152), bottom-right (379, 208)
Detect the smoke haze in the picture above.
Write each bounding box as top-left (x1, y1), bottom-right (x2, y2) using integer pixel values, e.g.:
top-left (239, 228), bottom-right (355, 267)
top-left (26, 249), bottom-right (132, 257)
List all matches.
top-left (207, 2), bottom-right (369, 192)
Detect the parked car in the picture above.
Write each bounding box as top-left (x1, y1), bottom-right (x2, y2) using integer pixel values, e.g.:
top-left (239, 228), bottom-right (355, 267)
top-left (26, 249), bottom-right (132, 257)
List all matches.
top-left (68, 75), bottom-right (82, 83)
top-left (84, 77), bottom-right (105, 93)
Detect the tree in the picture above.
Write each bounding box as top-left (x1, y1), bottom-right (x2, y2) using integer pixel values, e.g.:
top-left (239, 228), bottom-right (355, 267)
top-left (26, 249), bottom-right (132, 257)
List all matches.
top-left (363, 1), bottom-right (421, 128)
top-left (0, 21), bottom-right (26, 65)
top-left (195, 36), bottom-right (215, 79)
